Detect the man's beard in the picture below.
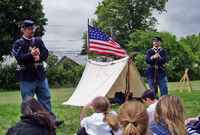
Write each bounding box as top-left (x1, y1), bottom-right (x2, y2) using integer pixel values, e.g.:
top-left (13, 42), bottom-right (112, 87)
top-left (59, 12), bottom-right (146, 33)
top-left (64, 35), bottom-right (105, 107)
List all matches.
top-left (29, 33), bottom-right (34, 38)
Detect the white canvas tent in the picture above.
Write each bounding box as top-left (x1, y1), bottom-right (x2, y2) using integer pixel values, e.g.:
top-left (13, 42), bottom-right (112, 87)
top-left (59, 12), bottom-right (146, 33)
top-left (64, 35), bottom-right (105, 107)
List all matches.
top-left (62, 56), bottom-right (147, 106)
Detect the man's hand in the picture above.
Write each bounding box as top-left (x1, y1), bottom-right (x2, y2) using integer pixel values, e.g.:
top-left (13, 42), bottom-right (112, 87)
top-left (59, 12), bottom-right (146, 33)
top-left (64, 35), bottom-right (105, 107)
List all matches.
top-left (151, 53), bottom-right (159, 59)
top-left (34, 55), bottom-right (40, 61)
top-left (154, 53), bottom-right (159, 59)
top-left (31, 47), bottom-right (40, 56)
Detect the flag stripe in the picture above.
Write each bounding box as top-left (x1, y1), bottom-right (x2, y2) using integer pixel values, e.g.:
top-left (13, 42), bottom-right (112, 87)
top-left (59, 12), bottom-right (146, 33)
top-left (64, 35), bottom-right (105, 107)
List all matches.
top-left (109, 38), bottom-right (120, 47)
top-left (90, 48), bottom-right (128, 58)
top-left (90, 46), bottom-right (127, 55)
top-left (90, 39), bottom-right (123, 50)
top-left (89, 40), bottom-right (125, 51)
top-left (89, 43), bottom-right (127, 54)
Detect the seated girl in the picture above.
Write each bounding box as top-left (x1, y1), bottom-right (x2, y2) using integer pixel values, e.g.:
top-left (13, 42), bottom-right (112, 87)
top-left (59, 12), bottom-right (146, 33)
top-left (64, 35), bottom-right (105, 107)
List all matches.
top-left (76, 96), bottom-right (122, 135)
top-left (117, 100), bottom-right (149, 135)
top-left (6, 96), bottom-right (57, 135)
top-left (150, 95), bottom-right (188, 135)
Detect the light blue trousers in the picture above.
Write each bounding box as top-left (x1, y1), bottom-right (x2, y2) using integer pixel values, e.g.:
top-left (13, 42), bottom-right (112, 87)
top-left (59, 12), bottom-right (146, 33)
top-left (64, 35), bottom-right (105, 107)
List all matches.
top-left (147, 76), bottom-right (168, 98)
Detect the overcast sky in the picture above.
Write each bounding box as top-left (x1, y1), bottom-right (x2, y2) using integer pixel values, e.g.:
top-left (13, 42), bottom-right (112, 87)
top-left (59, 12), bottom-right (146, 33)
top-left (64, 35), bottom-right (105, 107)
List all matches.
top-left (152, 0), bottom-right (200, 39)
top-left (3, 0), bottom-right (200, 64)
top-left (41, 0), bottom-right (200, 42)
top-left (41, 0), bottom-right (101, 56)
top-left (40, 0), bottom-right (200, 57)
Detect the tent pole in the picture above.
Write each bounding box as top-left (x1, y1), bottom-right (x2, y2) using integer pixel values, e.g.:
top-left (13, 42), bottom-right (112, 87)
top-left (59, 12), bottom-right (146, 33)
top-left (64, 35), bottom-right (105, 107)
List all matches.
top-left (125, 58), bottom-right (130, 101)
top-left (125, 57), bottom-right (130, 102)
top-left (125, 53), bottom-right (134, 102)
top-left (125, 55), bottom-right (132, 102)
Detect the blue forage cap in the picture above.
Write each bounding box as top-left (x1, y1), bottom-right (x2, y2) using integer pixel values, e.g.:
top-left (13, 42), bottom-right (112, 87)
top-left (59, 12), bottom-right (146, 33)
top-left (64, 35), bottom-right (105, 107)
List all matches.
top-left (21, 20), bottom-right (35, 29)
top-left (153, 35), bottom-right (162, 42)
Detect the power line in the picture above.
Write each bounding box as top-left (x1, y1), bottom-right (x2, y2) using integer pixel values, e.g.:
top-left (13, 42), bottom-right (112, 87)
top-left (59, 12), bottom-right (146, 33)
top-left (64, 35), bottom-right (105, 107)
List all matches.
top-left (45, 25), bottom-right (86, 26)
top-left (43, 39), bottom-right (84, 42)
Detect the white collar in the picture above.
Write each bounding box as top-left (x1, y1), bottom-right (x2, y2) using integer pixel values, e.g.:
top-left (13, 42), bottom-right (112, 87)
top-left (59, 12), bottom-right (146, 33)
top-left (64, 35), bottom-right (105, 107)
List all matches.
top-left (153, 46), bottom-right (160, 49)
top-left (23, 36), bottom-right (32, 41)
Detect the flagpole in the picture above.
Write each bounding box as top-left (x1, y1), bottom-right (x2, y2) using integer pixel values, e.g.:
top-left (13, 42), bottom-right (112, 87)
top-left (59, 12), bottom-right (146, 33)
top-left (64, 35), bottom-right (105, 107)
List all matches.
top-left (87, 18), bottom-right (90, 59)
top-left (110, 27), bottom-right (116, 60)
top-left (109, 27), bottom-right (112, 61)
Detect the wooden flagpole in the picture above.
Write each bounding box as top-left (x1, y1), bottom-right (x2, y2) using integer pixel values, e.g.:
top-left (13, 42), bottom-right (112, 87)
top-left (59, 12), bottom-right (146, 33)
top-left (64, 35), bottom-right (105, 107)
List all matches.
top-left (87, 18), bottom-right (90, 59)
top-left (110, 27), bottom-right (116, 60)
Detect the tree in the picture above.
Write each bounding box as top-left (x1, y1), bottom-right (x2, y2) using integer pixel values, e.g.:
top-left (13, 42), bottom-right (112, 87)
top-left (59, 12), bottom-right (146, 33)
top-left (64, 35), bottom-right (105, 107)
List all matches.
top-left (88, 0), bottom-right (168, 48)
top-left (0, 0), bottom-right (47, 62)
top-left (180, 33), bottom-right (200, 59)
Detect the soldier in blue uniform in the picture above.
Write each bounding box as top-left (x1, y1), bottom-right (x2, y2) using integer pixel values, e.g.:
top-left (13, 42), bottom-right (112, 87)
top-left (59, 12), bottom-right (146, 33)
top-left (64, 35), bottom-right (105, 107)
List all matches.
top-left (144, 35), bottom-right (168, 97)
top-left (13, 20), bottom-right (64, 127)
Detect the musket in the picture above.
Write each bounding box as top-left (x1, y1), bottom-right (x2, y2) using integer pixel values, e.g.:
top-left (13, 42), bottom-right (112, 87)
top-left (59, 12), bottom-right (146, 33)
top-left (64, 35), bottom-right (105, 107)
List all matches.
top-left (154, 46), bottom-right (158, 94)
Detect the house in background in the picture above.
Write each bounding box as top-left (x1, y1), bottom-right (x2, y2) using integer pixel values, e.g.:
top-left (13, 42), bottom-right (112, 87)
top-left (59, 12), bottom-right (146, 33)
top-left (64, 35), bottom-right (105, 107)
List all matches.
top-left (57, 54), bottom-right (88, 67)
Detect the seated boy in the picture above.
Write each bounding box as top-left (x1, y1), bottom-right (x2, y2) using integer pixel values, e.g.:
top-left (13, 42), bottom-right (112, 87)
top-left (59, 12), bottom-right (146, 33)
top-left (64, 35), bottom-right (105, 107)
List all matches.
top-left (185, 115), bottom-right (200, 134)
top-left (142, 89), bottom-right (158, 122)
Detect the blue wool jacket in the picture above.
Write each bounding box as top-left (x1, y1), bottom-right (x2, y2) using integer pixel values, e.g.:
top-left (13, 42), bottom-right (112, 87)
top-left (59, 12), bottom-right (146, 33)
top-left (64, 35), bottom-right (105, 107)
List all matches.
top-left (145, 48), bottom-right (167, 78)
top-left (13, 37), bottom-right (48, 81)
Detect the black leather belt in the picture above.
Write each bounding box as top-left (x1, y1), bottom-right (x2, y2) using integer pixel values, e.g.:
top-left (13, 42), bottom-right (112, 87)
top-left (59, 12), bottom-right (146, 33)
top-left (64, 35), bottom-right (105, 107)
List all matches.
top-left (149, 65), bottom-right (165, 70)
top-left (23, 62), bottom-right (43, 68)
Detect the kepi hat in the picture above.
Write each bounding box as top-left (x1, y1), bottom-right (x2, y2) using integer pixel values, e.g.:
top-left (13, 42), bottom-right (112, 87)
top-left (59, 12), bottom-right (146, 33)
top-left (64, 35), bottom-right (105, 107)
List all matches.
top-left (21, 20), bottom-right (35, 29)
top-left (153, 35), bottom-right (162, 42)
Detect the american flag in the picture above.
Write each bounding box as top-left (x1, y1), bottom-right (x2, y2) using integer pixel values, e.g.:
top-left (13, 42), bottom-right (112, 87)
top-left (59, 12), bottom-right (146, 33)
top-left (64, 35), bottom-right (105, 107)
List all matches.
top-left (89, 25), bottom-right (128, 58)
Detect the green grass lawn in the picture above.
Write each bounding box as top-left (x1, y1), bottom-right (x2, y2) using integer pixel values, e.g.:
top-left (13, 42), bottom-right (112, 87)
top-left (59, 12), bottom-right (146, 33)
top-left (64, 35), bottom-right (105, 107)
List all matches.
top-left (1, 81), bottom-right (200, 135)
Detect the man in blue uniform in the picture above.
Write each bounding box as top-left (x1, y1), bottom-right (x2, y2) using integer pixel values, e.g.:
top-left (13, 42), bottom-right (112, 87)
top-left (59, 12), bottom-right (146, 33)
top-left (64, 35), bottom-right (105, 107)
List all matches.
top-left (144, 35), bottom-right (168, 97)
top-left (13, 20), bottom-right (64, 127)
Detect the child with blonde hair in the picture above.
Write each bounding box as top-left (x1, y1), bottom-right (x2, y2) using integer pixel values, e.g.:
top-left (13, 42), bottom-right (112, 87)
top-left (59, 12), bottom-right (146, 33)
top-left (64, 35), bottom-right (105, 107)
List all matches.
top-left (118, 101), bottom-right (149, 135)
top-left (150, 95), bottom-right (188, 135)
top-left (76, 96), bottom-right (122, 135)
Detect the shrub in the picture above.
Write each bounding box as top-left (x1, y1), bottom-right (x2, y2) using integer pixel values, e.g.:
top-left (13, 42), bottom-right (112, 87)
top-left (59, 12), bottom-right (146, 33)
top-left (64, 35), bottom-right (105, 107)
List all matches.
top-left (45, 51), bottom-right (85, 87)
top-left (0, 61), bottom-right (19, 90)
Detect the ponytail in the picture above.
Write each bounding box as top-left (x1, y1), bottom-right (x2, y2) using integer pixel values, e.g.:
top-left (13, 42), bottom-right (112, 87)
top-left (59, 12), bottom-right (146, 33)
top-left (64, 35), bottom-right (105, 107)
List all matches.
top-left (103, 112), bottom-right (119, 131)
top-left (118, 101), bottom-right (149, 135)
top-left (92, 97), bottom-right (120, 132)
top-left (123, 122), bottom-right (140, 135)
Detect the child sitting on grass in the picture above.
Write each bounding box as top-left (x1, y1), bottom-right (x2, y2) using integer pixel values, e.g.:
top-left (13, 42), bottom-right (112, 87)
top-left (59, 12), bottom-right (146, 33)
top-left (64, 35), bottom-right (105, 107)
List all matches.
top-left (6, 96), bottom-right (56, 135)
top-left (150, 95), bottom-right (188, 135)
top-left (117, 100), bottom-right (149, 135)
top-left (142, 89), bottom-right (158, 123)
top-left (75, 96), bottom-right (122, 135)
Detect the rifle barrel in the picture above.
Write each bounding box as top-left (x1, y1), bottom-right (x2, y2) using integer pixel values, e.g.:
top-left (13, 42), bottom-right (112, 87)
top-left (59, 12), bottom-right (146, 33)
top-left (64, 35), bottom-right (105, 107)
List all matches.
top-left (154, 47), bottom-right (158, 94)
